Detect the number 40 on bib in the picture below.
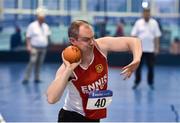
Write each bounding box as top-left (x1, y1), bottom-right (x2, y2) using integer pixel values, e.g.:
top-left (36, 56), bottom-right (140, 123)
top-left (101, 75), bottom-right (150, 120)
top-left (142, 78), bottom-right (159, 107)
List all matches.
top-left (86, 90), bottom-right (113, 110)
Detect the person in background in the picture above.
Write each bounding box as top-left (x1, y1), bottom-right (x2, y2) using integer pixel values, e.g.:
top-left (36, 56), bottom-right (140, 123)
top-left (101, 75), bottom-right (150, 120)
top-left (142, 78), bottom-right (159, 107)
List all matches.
top-left (115, 19), bottom-right (125, 37)
top-left (131, 8), bottom-right (162, 90)
top-left (46, 20), bottom-right (142, 122)
top-left (22, 7), bottom-right (51, 84)
top-left (170, 37), bottom-right (180, 54)
top-left (10, 26), bottom-right (23, 51)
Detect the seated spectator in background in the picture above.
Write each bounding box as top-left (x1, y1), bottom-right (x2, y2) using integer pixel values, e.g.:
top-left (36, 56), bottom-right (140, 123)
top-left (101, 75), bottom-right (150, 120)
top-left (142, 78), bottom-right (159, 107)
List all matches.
top-left (10, 26), bottom-right (23, 50)
top-left (0, 26), bottom-right (3, 32)
top-left (114, 19), bottom-right (125, 37)
top-left (170, 37), bottom-right (180, 54)
top-left (94, 20), bottom-right (107, 38)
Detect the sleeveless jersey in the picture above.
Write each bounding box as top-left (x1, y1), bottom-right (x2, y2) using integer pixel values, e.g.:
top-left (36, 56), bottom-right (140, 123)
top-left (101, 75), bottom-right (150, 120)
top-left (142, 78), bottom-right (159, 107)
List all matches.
top-left (63, 45), bottom-right (108, 119)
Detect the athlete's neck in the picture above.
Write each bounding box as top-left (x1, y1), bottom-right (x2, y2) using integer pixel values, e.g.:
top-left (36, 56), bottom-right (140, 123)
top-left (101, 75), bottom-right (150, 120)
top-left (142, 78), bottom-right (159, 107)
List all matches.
top-left (81, 49), bottom-right (94, 68)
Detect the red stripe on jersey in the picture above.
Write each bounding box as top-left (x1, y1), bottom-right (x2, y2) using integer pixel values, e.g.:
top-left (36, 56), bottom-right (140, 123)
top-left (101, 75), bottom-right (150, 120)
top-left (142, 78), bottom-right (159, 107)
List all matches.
top-left (72, 46), bottom-right (108, 119)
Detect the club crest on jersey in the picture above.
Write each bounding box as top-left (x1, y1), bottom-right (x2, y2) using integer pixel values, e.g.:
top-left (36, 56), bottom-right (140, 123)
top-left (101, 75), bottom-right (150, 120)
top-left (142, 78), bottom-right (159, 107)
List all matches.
top-left (95, 64), bottom-right (103, 73)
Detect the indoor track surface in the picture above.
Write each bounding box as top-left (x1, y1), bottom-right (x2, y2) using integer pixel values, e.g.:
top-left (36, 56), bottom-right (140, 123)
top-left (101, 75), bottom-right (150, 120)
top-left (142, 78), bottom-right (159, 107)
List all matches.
top-left (0, 63), bottom-right (180, 122)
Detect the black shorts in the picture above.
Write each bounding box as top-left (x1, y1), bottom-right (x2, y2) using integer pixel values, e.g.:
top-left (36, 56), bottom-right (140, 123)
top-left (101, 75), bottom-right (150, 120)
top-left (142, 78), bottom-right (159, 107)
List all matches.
top-left (58, 108), bottom-right (100, 122)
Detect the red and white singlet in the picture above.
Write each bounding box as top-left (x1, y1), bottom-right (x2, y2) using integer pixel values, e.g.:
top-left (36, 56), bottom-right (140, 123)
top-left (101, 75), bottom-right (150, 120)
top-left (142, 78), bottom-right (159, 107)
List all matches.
top-left (63, 45), bottom-right (108, 119)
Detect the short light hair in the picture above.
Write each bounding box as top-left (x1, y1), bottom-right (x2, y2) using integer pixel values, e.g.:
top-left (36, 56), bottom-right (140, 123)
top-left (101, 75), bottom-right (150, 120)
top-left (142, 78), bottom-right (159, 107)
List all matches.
top-left (68, 20), bottom-right (91, 39)
top-left (36, 7), bottom-right (46, 17)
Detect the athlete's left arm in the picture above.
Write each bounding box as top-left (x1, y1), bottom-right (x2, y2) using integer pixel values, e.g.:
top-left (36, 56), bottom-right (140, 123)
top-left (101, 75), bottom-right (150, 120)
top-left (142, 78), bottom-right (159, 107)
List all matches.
top-left (96, 36), bottom-right (142, 80)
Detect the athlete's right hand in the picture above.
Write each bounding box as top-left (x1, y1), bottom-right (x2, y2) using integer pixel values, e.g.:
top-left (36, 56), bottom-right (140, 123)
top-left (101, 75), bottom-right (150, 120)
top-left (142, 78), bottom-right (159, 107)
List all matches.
top-left (61, 51), bottom-right (81, 71)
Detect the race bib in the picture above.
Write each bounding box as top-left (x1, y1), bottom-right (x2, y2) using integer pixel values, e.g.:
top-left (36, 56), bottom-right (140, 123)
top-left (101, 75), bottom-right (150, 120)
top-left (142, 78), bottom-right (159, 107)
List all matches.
top-left (86, 90), bottom-right (113, 110)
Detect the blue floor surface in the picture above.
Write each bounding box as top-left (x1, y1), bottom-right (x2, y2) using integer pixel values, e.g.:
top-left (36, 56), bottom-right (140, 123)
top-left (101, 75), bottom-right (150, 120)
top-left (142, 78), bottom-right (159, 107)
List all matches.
top-left (0, 63), bottom-right (180, 122)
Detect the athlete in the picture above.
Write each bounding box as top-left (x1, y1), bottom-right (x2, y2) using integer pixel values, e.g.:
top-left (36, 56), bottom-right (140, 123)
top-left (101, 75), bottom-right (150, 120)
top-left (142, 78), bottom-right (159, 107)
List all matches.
top-left (46, 20), bottom-right (142, 122)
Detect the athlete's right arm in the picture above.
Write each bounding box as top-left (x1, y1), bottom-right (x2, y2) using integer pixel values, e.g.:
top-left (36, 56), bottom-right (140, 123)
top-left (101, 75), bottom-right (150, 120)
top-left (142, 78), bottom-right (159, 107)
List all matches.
top-left (46, 53), bottom-right (81, 104)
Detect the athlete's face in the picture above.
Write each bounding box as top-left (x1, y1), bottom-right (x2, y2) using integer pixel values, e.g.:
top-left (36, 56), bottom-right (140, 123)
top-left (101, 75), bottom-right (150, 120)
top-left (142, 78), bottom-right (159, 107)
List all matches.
top-left (76, 25), bottom-right (95, 51)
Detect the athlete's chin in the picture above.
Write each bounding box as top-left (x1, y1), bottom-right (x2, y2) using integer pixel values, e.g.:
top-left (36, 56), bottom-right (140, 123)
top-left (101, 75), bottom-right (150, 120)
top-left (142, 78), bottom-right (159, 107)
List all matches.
top-left (83, 45), bottom-right (94, 52)
top-left (89, 45), bottom-right (94, 49)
